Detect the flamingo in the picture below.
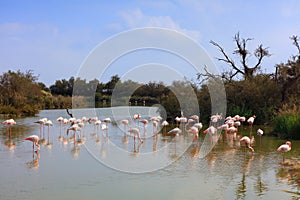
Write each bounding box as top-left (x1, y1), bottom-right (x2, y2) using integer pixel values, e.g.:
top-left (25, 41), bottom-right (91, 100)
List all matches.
top-left (88, 116), bottom-right (98, 124)
top-left (77, 120), bottom-right (85, 137)
top-left (25, 135), bottom-right (40, 154)
top-left (81, 116), bottom-right (87, 123)
top-left (167, 127), bottom-right (182, 136)
top-left (56, 116), bottom-right (64, 134)
top-left (2, 119), bottom-right (16, 138)
top-left (239, 116), bottom-right (246, 126)
top-left (103, 118), bottom-right (111, 137)
top-left (2, 118), bottom-right (16, 125)
top-left (188, 126), bottom-right (199, 139)
top-left (257, 128), bottom-right (264, 145)
top-left (67, 124), bottom-right (81, 144)
top-left (44, 120), bottom-right (53, 145)
top-left (204, 126), bottom-right (218, 144)
top-left (193, 122), bottom-right (203, 131)
top-left (140, 119), bottom-right (148, 135)
top-left (121, 119), bottom-right (129, 135)
top-left (161, 120), bottom-right (169, 135)
top-left (203, 126), bottom-right (217, 135)
top-left (175, 116), bottom-right (181, 127)
top-left (179, 116), bottom-right (187, 133)
top-left (247, 115), bottom-right (256, 137)
top-left (190, 115), bottom-right (199, 123)
top-left (152, 120), bottom-right (158, 135)
top-left (94, 120), bottom-right (101, 133)
top-left (218, 123), bottom-right (229, 131)
top-left (121, 119), bottom-right (129, 143)
top-left (128, 128), bottom-right (143, 143)
top-left (240, 136), bottom-right (254, 154)
top-left (133, 113), bottom-right (141, 128)
top-left (34, 118), bottom-right (47, 139)
top-left (277, 141), bottom-right (292, 163)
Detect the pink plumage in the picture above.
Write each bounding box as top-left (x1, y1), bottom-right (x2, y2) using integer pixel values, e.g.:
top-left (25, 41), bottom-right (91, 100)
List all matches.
top-left (277, 141), bottom-right (291, 152)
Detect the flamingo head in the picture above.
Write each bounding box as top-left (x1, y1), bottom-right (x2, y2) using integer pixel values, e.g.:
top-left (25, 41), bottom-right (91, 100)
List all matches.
top-left (286, 141), bottom-right (292, 147)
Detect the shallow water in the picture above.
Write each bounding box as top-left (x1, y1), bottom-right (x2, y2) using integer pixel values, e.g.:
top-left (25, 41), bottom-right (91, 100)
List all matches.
top-left (0, 107), bottom-right (299, 200)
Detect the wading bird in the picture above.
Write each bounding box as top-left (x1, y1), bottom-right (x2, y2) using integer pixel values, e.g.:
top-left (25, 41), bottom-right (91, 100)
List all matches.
top-left (25, 135), bottom-right (40, 154)
top-left (128, 128), bottom-right (143, 143)
top-left (277, 141), bottom-right (292, 163)
top-left (247, 115), bottom-right (256, 137)
top-left (240, 136), bottom-right (254, 154)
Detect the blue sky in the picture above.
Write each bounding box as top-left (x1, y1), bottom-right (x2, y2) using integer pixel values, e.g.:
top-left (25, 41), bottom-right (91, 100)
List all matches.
top-left (1, 0), bottom-right (300, 86)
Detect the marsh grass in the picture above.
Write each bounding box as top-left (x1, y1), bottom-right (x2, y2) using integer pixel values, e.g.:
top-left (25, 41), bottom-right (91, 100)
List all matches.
top-left (273, 104), bottom-right (300, 139)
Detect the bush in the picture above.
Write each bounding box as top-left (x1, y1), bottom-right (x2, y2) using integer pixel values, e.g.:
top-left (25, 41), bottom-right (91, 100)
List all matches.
top-left (273, 104), bottom-right (300, 139)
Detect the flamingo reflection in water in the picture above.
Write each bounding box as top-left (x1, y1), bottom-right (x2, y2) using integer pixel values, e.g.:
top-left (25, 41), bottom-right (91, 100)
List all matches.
top-left (26, 152), bottom-right (40, 169)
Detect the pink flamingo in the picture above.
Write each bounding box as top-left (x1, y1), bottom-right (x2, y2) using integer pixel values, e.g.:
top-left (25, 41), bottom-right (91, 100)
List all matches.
top-left (2, 119), bottom-right (16, 137)
top-left (133, 113), bottom-right (141, 128)
top-left (102, 118), bottom-right (111, 137)
top-left (67, 124), bottom-right (81, 144)
top-left (167, 127), bottom-right (182, 136)
top-left (175, 116), bottom-right (181, 127)
top-left (161, 120), bottom-right (169, 135)
top-left (190, 115), bottom-right (199, 123)
top-left (128, 128), bottom-right (144, 143)
top-left (25, 135), bottom-right (40, 154)
top-left (34, 118), bottom-right (47, 139)
top-left (56, 116), bottom-right (64, 135)
top-left (44, 120), bottom-right (53, 145)
top-left (247, 115), bottom-right (256, 137)
top-left (121, 119), bottom-right (129, 135)
top-left (140, 119), bottom-right (148, 136)
top-left (240, 136), bottom-right (254, 154)
top-left (257, 128), bottom-right (263, 145)
top-left (277, 141), bottom-right (292, 163)
top-left (188, 126), bottom-right (199, 139)
top-left (121, 119), bottom-right (129, 143)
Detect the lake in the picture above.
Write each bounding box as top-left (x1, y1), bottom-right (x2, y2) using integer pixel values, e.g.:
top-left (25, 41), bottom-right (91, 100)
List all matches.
top-left (0, 107), bottom-right (299, 200)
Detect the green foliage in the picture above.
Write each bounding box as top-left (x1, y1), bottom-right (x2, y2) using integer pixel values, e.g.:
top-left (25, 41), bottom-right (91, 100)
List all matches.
top-left (225, 74), bottom-right (281, 124)
top-left (0, 70), bottom-right (42, 116)
top-left (273, 105), bottom-right (300, 139)
top-left (50, 77), bottom-right (74, 96)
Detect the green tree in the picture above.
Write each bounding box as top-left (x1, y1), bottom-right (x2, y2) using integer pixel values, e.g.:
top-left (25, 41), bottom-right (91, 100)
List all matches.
top-left (0, 70), bottom-right (42, 116)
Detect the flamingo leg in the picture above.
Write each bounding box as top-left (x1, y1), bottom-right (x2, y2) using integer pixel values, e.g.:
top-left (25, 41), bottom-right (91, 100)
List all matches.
top-left (48, 127), bottom-right (50, 143)
top-left (74, 131), bottom-right (76, 145)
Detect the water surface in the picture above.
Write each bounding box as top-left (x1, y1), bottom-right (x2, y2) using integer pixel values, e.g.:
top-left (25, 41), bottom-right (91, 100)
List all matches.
top-left (0, 108), bottom-right (299, 200)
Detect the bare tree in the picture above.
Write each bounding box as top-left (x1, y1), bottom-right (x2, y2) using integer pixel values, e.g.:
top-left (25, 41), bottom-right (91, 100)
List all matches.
top-left (210, 32), bottom-right (271, 80)
top-left (276, 35), bottom-right (300, 102)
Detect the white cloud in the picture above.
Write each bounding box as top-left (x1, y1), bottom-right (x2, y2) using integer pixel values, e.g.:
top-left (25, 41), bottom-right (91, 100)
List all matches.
top-left (118, 8), bottom-right (201, 41)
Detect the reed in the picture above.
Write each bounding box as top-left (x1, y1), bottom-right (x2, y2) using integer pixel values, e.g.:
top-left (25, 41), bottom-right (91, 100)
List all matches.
top-left (273, 104), bottom-right (300, 139)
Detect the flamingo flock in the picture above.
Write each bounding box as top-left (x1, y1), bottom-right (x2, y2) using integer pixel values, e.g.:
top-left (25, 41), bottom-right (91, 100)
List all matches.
top-left (0, 112), bottom-right (294, 165)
